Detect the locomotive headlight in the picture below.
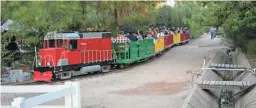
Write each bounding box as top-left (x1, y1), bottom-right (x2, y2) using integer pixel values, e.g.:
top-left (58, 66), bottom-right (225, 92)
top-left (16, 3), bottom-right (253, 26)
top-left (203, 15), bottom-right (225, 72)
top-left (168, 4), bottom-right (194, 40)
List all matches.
top-left (47, 62), bottom-right (51, 66)
top-left (38, 61), bottom-right (41, 66)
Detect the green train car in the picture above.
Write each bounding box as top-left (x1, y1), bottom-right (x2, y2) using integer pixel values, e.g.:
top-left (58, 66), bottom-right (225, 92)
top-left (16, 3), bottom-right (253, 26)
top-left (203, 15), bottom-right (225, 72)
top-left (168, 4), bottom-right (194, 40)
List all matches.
top-left (112, 39), bottom-right (155, 68)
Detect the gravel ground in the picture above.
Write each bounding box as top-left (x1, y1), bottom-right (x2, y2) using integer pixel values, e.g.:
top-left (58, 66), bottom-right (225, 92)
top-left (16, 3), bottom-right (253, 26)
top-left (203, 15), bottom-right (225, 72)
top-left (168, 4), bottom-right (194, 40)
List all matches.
top-left (1, 34), bottom-right (225, 108)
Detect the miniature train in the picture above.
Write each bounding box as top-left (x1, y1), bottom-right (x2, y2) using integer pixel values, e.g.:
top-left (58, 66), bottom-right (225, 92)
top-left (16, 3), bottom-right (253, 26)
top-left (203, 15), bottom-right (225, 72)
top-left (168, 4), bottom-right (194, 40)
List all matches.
top-left (33, 31), bottom-right (190, 82)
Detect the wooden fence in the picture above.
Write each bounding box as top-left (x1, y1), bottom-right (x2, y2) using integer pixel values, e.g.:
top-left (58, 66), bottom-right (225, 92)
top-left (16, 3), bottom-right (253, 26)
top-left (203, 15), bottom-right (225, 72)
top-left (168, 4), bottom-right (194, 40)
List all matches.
top-left (1, 82), bottom-right (81, 108)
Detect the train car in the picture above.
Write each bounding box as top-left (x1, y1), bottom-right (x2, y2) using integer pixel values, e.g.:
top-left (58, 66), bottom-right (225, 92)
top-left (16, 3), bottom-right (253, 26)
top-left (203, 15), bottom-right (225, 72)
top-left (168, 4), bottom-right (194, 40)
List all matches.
top-left (180, 33), bottom-right (190, 44)
top-left (173, 33), bottom-right (181, 45)
top-left (34, 31), bottom-right (113, 82)
top-left (145, 39), bottom-right (155, 55)
top-left (164, 34), bottom-right (173, 49)
top-left (185, 33), bottom-right (191, 42)
top-left (180, 33), bottom-right (186, 43)
top-left (112, 39), bottom-right (155, 68)
top-left (154, 37), bottom-right (165, 54)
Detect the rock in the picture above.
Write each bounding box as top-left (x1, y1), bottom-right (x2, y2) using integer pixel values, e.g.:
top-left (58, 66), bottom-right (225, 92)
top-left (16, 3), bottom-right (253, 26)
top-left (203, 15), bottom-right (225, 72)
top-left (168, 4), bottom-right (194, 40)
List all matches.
top-left (1, 69), bottom-right (32, 83)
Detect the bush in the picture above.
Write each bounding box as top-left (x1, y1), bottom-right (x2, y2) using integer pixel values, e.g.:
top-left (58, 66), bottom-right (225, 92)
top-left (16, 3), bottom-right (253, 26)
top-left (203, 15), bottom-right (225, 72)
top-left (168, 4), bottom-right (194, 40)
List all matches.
top-left (119, 14), bottom-right (153, 33)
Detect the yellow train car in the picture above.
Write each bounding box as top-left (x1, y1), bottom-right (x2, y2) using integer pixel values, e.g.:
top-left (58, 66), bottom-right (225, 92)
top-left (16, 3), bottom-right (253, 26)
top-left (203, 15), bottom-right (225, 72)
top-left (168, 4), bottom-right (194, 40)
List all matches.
top-left (173, 33), bottom-right (181, 44)
top-left (154, 37), bottom-right (165, 53)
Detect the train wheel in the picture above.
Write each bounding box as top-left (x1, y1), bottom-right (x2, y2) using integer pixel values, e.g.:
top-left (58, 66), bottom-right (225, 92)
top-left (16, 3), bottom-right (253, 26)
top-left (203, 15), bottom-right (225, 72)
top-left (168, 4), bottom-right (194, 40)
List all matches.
top-left (120, 64), bottom-right (125, 69)
top-left (119, 64), bottom-right (128, 69)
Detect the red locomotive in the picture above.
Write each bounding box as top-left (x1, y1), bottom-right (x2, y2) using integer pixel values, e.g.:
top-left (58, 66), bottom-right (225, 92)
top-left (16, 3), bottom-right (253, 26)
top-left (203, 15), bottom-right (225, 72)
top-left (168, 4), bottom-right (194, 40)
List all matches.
top-left (34, 31), bottom-right (113, 82)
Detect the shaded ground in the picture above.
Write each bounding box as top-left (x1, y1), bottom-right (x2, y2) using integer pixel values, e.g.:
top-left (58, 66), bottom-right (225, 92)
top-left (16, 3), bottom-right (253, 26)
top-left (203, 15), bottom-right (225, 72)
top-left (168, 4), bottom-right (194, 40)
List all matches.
top-left (1, 34), bottom-right (225, 108)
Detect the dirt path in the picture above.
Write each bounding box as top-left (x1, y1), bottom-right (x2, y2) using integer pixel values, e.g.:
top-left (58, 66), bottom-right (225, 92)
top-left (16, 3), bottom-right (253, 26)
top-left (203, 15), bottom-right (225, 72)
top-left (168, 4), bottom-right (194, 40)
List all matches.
top-left (77, 34), bottom-right (225, 108)
top-left (1, 34), bottom-right (226, 108)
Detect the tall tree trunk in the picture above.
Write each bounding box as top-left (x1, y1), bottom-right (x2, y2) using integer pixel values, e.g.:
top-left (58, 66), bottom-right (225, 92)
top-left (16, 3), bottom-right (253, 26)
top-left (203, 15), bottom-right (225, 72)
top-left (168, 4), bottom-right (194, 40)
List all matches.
top-left (81, 1), bottom-right (86, 30)
top-left (114, 2), bottom-right (118, 29)
top-left (113, 2), bottom-right (119, 35)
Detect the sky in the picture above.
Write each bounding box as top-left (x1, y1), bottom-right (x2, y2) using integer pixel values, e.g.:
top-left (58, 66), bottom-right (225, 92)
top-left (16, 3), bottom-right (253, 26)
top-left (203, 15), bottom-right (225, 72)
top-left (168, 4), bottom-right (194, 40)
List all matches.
top-left (166, 0), bottom-right (176, 6)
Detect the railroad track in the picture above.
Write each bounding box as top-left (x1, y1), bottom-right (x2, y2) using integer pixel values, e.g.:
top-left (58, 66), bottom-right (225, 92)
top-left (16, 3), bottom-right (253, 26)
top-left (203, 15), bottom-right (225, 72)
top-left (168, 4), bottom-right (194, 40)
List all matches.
top-left (1, 65), bottom-right (136, 85)
top-left (2, 51), bottom-right (165, 86)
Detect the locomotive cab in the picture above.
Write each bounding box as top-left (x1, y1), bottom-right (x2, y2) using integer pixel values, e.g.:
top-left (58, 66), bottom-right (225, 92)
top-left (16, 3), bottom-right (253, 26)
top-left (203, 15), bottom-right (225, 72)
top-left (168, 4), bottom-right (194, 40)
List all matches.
top-left (34, 31), bottom-right (81, 81)
top-left (37, 32), bottom-right (79, 67)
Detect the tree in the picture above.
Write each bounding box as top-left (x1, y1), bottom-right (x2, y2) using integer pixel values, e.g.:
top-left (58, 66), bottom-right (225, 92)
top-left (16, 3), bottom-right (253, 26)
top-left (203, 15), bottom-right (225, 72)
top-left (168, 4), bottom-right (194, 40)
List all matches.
top-left (1, 1), bottom-right (159, 67)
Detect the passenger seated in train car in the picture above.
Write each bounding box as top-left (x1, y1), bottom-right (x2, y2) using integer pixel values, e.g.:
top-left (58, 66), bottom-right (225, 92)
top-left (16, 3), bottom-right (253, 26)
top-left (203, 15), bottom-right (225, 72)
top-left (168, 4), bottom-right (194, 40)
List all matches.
top-left (115, 32), bottom-right (131, 43)
top-left (170, 28), bottom-right (175, 35)
top-left (158, 29), bottom-right (164, 37)
top-left (145, 32), bottom-right (153, 39)
top-left (125, 32), bottom-right (130, 37)
top-left (179, 27), bottom-right (184, 34)
top-left (175, 27), bottom-right (180, 34)
top-left (171, 27), bottom-right (175, 35)
top-left (111, 37), bottom-right (116, 42)
top-left (177, 29), bottom-right (181, 34)
top-left (183, 27), bottom-right (188, 34)
top-left (146, 32), bottom-right (157, 40)
top-left (148, 28), bottom-right (154, 36)
top-left (169, 28), bottom-right (173, 35)
top-left (138, 30), bottom-right (145, 40)
top-left (136, 31), bottom-right (143, 41)
top-left (126, 32), bottom-right (138, 41)
top-left (166, 28), bottom-right (170, 34)
top-left (154, 29), bottom-right (160, 38)
top-left (152, 29), bottom-right (158, 39)
top-left (172, 27), bottom-right (176, 31)
top-left (152, 35), bottom-right (158, 39)
top-left (184, 27), bottom-right (190, 34)
top-left (159, 30), bottom-right (165, 37)
top-left (164, 28), bottom-right (169, 35)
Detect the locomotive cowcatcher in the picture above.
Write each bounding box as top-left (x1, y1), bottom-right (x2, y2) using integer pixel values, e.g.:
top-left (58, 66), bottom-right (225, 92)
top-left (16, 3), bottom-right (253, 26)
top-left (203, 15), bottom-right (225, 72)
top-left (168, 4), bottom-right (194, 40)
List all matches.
top-left (34, 31), bottom-right (113, 82)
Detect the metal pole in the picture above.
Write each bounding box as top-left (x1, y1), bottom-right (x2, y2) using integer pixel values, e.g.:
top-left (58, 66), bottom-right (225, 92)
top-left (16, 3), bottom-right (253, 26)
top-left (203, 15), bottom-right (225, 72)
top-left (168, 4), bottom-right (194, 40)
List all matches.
top-left (191, 74), bottom-right (194, 90)
top-left (200, 58), bottom-right (206, 73)
top-left (202, 58), bottom-right (206, 69)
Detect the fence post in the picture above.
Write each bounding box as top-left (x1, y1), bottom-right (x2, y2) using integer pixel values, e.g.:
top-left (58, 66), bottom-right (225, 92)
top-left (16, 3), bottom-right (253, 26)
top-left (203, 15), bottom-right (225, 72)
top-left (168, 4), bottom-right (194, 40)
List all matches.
top-left (11, 97), bottom-right (25, 108)
top-left (72, 82), bottom-right (81, 108)
top-left (65, 82), bottom-right (73, 108)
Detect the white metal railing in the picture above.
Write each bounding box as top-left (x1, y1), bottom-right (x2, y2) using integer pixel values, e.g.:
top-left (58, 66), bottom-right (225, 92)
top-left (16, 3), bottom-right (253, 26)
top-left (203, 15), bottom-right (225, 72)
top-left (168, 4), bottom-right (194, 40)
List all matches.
top-left (38, 55), bottom-right (55, 67)
top-left (1, 82), bottom-right (81, 108)
top-left (38, 55), bottom-right (56, 73)
top-left (80, 50), bottom-right (112, 64)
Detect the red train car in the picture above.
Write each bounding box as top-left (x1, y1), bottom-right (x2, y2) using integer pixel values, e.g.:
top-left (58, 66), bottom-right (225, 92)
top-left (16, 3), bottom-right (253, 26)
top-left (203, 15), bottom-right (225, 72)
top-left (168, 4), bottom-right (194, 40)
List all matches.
top-left (180, 33), bottom-right (186, 42)
top-left (34, 31), bottom-right (113, 82)
top-left (185, 33), bottom-right (190, 41)
top-left (180, 33), bottom-right (190, 44)
top-left (164, 34), bottom-right (173, 49)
